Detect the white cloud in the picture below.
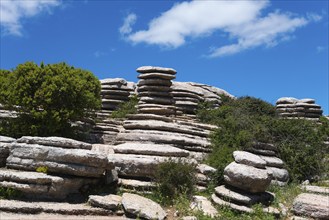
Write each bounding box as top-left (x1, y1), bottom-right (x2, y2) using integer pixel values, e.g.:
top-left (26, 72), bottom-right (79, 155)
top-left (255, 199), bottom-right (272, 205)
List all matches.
top-left (119, 13), bottom-right (137, 35)
top-left (0, 0), bottom-right (61, 36)
top-left (123, 0), bottom-right (321, 57)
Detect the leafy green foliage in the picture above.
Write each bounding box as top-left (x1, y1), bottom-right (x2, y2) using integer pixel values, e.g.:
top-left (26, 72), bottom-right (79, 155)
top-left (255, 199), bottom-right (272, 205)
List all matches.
top-left (0, 62), bottom-right (101, 138)
top-left (198, 96), bottom-right (329, 183)
top-left (111, 95), bottom-right (138, 118)
top-left (153, 159), bottom-right (197, 205)
top-left (36, 166), bottom-right (48, 174)
top-left (0, 187), bottom-right (22, 199)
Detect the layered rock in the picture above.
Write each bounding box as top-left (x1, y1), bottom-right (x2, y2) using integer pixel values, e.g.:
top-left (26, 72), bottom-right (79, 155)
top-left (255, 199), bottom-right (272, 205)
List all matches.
top-left (276, 97), bottom-right (323, 120)
top-left (136, 66), bottom-right (177, 116)
top-left (247, 142), bottom-right (289, 186)
top-left (292, 193), bottom-right (329, 219)
top-left (0, 135), bottom-right (16, 167)
top-left (212, 150), bottom-right (278, 214)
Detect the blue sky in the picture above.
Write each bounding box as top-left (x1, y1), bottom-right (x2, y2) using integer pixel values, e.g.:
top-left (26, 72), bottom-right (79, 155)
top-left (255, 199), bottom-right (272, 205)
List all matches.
top-left (1, 0), bottom-right (328, 114)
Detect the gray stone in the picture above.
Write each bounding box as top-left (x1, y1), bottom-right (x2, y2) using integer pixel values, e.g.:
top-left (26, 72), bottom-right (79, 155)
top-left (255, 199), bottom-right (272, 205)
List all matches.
top-left (138, 73), bottom-right (176, 80)
top-left (211, 193), bottom-right (252, 213)
top-left (122, 193), bottom-right (166, 220)
top-left (292, 193), bottom-right (329, 219)
top-left (101, 89), bottom-right (130, 96)
top-left (140, 97), bottom-right (174, 105)
top-left (276, 97), bottom-right (299, 105)
top-left (190, 195), bottom-right (218, 217)
top-left (138, 85), bottom-right (172, 92)
top-left (214, 185), bottom-right (274, 206)
top-left (118, 178), bottom-right (155, 190)
top-left (138, 79), bottom-right (172, 87)
top-left (105, 169), bottom-right (118, 184)
top-left (259, 156), bottom-right (284, 168)
top-left (196, 164), bottom-right (216, 175)
top-left (127, 113), bottom-right (174, 122)
top-left (300, 185), bottom-right (329, 195)
top-left (100, 78), bottom-right (127, 85)
top-left (16, 136), bottom-right (92, 150)
top-left (136, 66), bottom-right (176, 74)
top-left (88, 194), bottom-right (122, 210)
top-left (224, 162), bottom-right (272, 193)
top-left (266, 167), bottom-right (289, 182)
top-left (0, 135), bottom-right (16, 143)
top-left (91, 144), bottom-right (115, 155)
top-left (233, 151), bottom-right (266, 168)
top-left (113, 143), bottom-right (189, 157)
top-left (7, 143), bottom-right (111, 177)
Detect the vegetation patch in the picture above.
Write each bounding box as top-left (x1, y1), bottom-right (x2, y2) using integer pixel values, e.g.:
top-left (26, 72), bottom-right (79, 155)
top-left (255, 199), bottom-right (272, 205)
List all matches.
top-left (0, 187), bottom-right (22, 200)
top-left (111, 95), bottom-right (138, 118)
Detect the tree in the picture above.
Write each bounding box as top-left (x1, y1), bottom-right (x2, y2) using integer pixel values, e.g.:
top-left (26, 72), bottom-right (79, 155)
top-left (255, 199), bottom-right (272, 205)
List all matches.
top-left (0, 62), bottom-right (101, 138)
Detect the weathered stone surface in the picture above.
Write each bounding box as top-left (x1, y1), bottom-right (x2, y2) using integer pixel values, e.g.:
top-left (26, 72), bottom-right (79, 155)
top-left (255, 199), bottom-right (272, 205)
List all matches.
top-left (7, 143), bottom-right (111, 177)
top-left (100, 78), bottom-right (127, 85)
top-left (113, 143), bottom-right (189, 157)
top-left (214, 185), bottom-right (274, 206)
top-left (127, 113), bottom-right (173, 122)
top-left (0, 168), bottom-right (99, 200)
top-left (91, 144), bottom-right (115, 155)
top-left (292, 193), bottom-right (329, 219)
top-left (300, 185), bottom-right (329, 194)
top-left (122, 193), bottom-right (166, 220)
top-left (138, 73), bottom-right (176, 80)
top-left (266, 167), bottom-right (289, 182)
top-left (0, 199), bottom-right (113, 215)
top-left (138, 85), bottom-right (172, 92)
top-left (140, 96), bottom-right (174, 105)
top-left (190, 195), bottom-right (218, 217)
top-left (233, 151), bottom-right (266, 168)
top-left (17, 136), bottom-right (92, 150)
top-left (137, 66), bottom-right (176, 74)
top-left (259, 156), bottom-right (284, 168)
top-left (224, 162), bottom-right (272, 193)
top-left (0, 145), bottom-right (10, 167)
top-left (248, 148), bottom-right (277, 156)
top-left (0, 135), bottom-right (16, 143)
top-left (138, 79), bottom-right (172, 87)
top-left (276, 97), bottom-right (299, 104)
top-left (101, 89), bottom-right (130, 96)
top-left (196, 164), bottom-right (216, 175)
top-left (118, 178), bottom-right (155, 190)
top-left (88, 194), bottom-right (122, 210)
top-left (211, 193), bottom-right (252, 213)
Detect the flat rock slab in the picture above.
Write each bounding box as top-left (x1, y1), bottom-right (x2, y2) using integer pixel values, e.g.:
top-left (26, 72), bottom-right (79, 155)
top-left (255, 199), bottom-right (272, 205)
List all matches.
top-left (0, 135), bottom-right (16, 143)
top-left (300, 185), bottom-right (329, 194)
top-left (7, 143), bottom-right (111, 177)
top-left (113, 143), bottom-right (189, 157)
top-left (224, 162), bottom-right (272, 193)
top-left (122, 193), bottom-right (166, 220)
top-left (0, 199), bottom-right (113, 216)
top-left (196, 164), bottom-right (216, 175)
top-left (233, 151), bottom-right (266, 168)
top-left (292, 193), bottom-right (329, 219)
top-left (190, 195), bottom-right (218, 217)
top-left (17, 136), bottom-right (92, 150)
top-left (259, 155), bottom-right (284, 168)
top-left (266, 167), bottom-right (289, 182)
top-left (118, 178), bottom-right (155, 190)
top-left (214, 185), bottom-right (274, 206)
top-left (100, 78), bottom-right (127, 85)
top-left (88, 194), bottom-right (122, 210)
top-left (136, 66), bottom-right (176, 74)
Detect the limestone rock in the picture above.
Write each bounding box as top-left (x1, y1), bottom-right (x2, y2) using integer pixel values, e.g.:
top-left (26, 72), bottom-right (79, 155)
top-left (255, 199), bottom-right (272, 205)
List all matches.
top-left (0, 135), bottom-right (16, 143)
top-left (266, 167), bottom-right (289, 182)
top-left (292, 193), bottom-right (329, 219)
top-left (88, 194), bottom-right (122, 210)
top-left (100, 78), bottom-right (127, 85)
top-left (113, 143), bottom-right (189, 157)
top-left (190, 195), bottom-right (218, 217)
top-left (224, 162), bottom-right (272, 193)
top-left (138, 72), bottom-right (176, 80)
top-left (7, 143), bottom-right (112, 177)
top-left (196, 164), bottom-right (216, 175)
top-left (259, 156), bottom-right (284, 168)
top-left (16, 136), bottom-right (92, 150)
top-left (122, 193), bottom-right (166, 220)
top-left (136, 66), bottom-right (176, 74)
top-left (233, 151), bottom-right (266, 168)
top-left (300, 185), bottom-right (329, 194)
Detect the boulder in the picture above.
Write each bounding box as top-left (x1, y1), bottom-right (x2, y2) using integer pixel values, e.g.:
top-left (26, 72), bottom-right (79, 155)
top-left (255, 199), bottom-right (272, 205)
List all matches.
top-left (266, 167), bottom-right (289, 182)
top-left (292, 193), bottom-right (329, 219)
top-left (233, 151), bottom-right (266, 168)
top-left (122, 193), bottom-right (166, 220)
top-left (190, 195), bottom-right (218, 217)
top-left (16, 136), bottom-right (92, 150)
top-left (224, 162), bottom-right (272, 193)
top-left (7, 143), bottom-right (112, 177)
top-left (136, 66), bottom-right (176, 74)
top-left (259, 156), bottom-right (284, 168)
top-left (196, 164), bottom-right (216, 175)
top-left (88, 194), bottom-right (122, 210)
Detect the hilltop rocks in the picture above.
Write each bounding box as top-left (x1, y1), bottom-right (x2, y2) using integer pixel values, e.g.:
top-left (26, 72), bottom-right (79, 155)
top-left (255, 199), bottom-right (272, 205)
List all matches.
top-left (276, 97), bottom-right (323, 120)
top-left (122, 193), bottom-right (166, 220)
top-left (212, 150), bottom-right (276, 214)
top-left (137, 66), bottom-right (176, 116)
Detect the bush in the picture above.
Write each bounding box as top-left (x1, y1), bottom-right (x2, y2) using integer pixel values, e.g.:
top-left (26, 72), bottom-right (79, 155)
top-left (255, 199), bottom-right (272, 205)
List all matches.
top-left (198, 96), bottom-right (329, 184)
top-left (111, 95), bottom-right (138, 118)
top-left (0, 187), bottom-right (22, 199)
top-left (0, 62), bottom-right (101, 138)
top-left (154, 159), bottom-right (197, 205)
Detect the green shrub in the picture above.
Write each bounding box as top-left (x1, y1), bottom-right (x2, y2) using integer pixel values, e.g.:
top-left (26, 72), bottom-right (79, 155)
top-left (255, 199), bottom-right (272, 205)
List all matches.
top-left (0, 187), bottom-right (22, 199)
top-left (0, 62), bottom-right (101, 138)
top-left (36, 166), bottom-right (48, 174)
top-left (153, 159), bottom-right (197, 205)
top-left (111, 95), bottom-right (138, 118)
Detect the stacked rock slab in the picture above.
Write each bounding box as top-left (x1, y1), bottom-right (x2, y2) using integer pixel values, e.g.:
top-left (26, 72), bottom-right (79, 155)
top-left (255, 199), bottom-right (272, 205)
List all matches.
top-left (1, 136), bottom-right (113, 200)
top-left (136, 66), bottom-right (177, 116)
top-left (212, 151), bottom-right (277, 214)
top-left (0, 136), bottom-right (16, 167)
top-left (247, 142), bottom-right (289, 186)
top-left (276, 97), bottom-right (323, 120)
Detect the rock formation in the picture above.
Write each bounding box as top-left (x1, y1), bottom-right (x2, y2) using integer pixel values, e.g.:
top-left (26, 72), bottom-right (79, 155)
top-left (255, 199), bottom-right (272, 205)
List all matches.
top-left (211, 150), bottom-right (279, 214)
top-left (0, 136), bottom-right (16, 167)
top-left (276, 97), bottom-right (323, 120)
